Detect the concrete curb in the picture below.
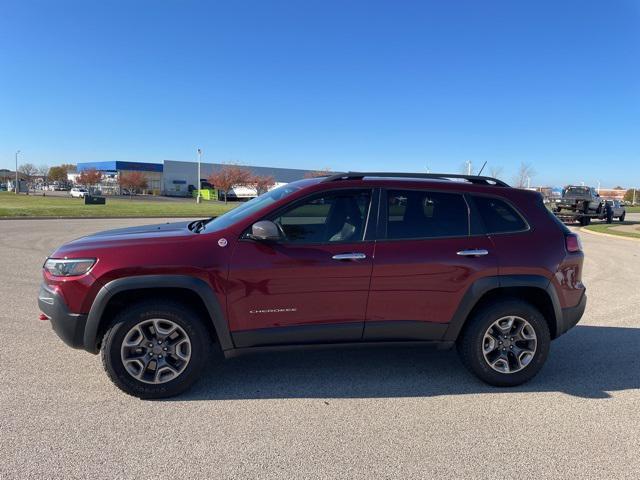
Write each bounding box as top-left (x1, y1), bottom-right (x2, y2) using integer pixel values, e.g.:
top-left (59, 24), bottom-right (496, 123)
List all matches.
top-left (580, 226), bottom-right (640, 243)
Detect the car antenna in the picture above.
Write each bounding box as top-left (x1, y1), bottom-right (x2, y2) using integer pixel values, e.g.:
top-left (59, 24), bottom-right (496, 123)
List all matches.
top-left (477, 161), bottom-right (487, 176)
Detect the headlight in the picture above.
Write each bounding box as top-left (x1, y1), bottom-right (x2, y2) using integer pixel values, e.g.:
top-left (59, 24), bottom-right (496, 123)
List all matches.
top-left (44, 258), bottom-right (96, 277)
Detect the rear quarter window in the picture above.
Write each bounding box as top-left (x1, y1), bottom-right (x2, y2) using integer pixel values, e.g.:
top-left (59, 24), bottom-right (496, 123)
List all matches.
top-left (472, 196), bottom-right (528, 234)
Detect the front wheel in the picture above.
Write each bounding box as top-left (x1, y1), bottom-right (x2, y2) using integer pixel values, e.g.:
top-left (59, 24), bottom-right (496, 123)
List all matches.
top-left (457, 300), bottom-right (551, 387)
top-left (620, 212), bottom-right (626, 222)
top-left (101, 300), bottom-right (211, 399)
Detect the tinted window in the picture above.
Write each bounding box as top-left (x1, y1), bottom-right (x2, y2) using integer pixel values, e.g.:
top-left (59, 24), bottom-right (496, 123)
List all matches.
top-left (473, 196), bottom-right (527, 234)
top-left (386, 190), bottom-right (469, 239)
top-left (273, 190), bottom-right (371, 243)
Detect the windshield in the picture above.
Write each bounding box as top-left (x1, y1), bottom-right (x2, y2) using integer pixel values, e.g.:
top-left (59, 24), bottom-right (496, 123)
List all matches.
top-left (201, 181), bottom-right (308, 232)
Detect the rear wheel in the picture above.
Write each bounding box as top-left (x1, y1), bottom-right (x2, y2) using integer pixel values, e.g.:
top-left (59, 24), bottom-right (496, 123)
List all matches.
top-left (101, 300), bottom-right (210, 399)
top-left (457, 299), bottom-right (550, 387)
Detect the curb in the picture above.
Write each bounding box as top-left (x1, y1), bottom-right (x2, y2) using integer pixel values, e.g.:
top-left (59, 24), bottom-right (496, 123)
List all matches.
top-left (580, 226), bottom-right (640, 243)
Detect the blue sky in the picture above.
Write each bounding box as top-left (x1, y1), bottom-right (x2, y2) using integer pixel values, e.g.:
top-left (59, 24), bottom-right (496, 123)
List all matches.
top-left (1, 0), bottom-right (638, 187)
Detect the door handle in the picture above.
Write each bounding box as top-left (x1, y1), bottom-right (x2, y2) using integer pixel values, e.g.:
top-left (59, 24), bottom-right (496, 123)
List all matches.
top-left (456, 249), bottom-right (489, 257)
top-left (332, 253), bottom-right (367, 261)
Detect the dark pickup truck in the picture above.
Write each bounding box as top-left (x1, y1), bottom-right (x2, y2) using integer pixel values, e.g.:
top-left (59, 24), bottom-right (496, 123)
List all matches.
top-left (554, 186), bottom-right (613, 225)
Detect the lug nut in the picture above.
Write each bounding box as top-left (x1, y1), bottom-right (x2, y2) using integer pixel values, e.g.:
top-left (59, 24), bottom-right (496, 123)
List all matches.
top-left (163, 347), bottom-right (168, 351)
top-left (158, 355), bottom-right (163, 359)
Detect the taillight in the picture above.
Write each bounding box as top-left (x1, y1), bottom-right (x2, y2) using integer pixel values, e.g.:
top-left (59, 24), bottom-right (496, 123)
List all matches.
top-left (566, 233), bottom-right (582, 253)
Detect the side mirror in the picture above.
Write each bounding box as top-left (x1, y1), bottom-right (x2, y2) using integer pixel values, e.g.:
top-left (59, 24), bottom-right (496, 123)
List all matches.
top-left (250, 220), bottom-right (281, 241)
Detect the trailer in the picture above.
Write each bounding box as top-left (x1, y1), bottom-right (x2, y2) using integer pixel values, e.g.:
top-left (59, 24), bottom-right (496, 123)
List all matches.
top-left (552, 185), bottom-right (615, 226)
top-left (553, 209), bottom-right (613, 226)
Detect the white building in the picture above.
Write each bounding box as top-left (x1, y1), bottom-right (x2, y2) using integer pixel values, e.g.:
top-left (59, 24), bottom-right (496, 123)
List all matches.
top-left (162, 160), bottom-right (316, 198)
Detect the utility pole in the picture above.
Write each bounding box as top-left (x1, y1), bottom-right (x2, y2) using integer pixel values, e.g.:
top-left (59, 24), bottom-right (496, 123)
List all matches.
top-left (527, 176), bottom-right (531, 189)
top-left (465, 160), bottom-right (472, 175)
top-left (196, 148), bottom-right (202, 204)
top-left (634, 188), bottom-right (637, 206)
top-left (15, 150), bottom-right (20, 194)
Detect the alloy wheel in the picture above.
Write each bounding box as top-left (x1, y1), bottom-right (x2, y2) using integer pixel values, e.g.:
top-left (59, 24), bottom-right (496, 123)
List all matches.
top-left (120, 318), bottom-right (192, 384)
top-left (482, 316), bottom-right (537, 374)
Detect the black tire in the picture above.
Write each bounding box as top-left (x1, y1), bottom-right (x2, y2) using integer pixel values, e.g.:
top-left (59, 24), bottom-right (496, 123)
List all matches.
top-left (457, 299), bottom-right (551, 387)
top-left (620, 212), bottom-right (626, 222)
top-left (579, 216), bottom-right (591, 226)
top-left (101, 300), bottom-right (211, 399)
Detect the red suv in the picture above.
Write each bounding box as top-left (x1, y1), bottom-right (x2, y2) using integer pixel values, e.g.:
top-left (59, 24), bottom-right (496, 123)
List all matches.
top-left (38, 172), bottom-right (586, 398)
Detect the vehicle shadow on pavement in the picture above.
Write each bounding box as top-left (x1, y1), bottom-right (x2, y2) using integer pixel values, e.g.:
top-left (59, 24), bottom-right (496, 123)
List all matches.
top-left (175, 325), bottom-right (639, 401)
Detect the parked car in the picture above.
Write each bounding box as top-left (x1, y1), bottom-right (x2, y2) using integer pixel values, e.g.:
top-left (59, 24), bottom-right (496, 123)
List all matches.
top-left (69, 187), bottom-right (88, 198)
top-left (38, 172), bottom-right (586, 398)
top-left (605, 200), bottom-right (626, 221)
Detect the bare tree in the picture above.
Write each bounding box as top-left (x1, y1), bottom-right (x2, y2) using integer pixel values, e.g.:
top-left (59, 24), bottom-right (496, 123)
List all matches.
top-left (37, 164), bottom-right (49, 195)
top-left (18, 163), bottom-right (38, 194)
top-left (489, 166), bottom-right (504, 179)
top-left (514, 162), bottom-right (535, 188)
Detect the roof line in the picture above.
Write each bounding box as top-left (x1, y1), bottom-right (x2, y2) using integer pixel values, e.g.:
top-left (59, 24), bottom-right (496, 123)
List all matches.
top-left (321, 171), bottom-right (510, 187)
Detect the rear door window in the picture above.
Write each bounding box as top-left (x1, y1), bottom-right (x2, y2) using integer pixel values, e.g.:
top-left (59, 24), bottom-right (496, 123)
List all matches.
top-left (472, 196), bottom-right (528, 234)
top-left (385, 190), bottom-right (469, 239)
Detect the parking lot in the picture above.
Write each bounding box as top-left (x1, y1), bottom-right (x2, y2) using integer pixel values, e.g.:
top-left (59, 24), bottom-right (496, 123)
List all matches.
top-left (1, 217), bottom-right (639, 479)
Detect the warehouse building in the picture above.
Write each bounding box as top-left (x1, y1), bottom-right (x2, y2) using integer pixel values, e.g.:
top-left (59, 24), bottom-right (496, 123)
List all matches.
top-left (162, 160), bottom-right (317, 197)
top-left (76, 161), bottom-right (163, 195)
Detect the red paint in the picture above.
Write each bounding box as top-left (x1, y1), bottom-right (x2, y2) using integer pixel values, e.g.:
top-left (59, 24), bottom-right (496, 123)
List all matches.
top-left (43, 177), bottom-right (585, 336)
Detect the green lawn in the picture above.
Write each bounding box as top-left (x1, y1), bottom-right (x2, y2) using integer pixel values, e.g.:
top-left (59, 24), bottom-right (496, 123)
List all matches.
top-left (626, 206), bottom-right (640, 213)
top-left (0, 192), bottom-right (238, 218)
top-left (584, 222), bottom-right (640, 239)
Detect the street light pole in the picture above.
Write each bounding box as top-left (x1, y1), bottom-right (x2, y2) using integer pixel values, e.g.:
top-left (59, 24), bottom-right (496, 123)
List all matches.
top-left (196, 148), bottom-right (202, 204)
top-left (15, 150), bottom-right (20, 194)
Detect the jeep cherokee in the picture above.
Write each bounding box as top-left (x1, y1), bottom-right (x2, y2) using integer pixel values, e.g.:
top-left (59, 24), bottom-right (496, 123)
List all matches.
top-left (38, 172), bottom-right (586, 398)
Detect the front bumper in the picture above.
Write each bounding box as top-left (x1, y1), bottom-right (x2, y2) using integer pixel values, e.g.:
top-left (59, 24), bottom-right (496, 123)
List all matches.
top-left (557, 291), bottom-right (587, 337)
top-left (38, 284), bottom-right (87, 350)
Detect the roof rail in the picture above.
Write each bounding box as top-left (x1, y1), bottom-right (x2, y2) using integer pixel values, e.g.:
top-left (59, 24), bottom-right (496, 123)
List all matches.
top-left (321, 172), bottom-right (510, 187)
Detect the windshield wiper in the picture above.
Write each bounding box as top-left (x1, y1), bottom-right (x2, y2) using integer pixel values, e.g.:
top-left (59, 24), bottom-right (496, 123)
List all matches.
top-left (190, 219), bottom-right (209, 233)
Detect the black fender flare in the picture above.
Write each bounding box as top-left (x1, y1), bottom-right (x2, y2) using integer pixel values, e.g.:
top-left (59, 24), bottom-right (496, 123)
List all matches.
top-left (442, 275), bottom-right (561, 342)
top-left (83, 275), bottom-right (233, 353)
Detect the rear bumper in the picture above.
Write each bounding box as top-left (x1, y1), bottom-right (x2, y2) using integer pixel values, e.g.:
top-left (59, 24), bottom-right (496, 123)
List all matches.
top-left (38, 284), bottom-right (87, 350)
top-left (557, 291), bottom-right (586, 337)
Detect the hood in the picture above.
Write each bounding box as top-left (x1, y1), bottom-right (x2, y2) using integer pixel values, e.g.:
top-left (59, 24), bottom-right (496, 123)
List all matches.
top-left (88, 220), bottom-right (193, 237)
top-left (53, 220), bottom-right (199, 256)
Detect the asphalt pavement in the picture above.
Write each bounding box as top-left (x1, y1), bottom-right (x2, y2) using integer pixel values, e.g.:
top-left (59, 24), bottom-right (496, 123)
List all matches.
top-left (0, 217), bottom-right (638, 479)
